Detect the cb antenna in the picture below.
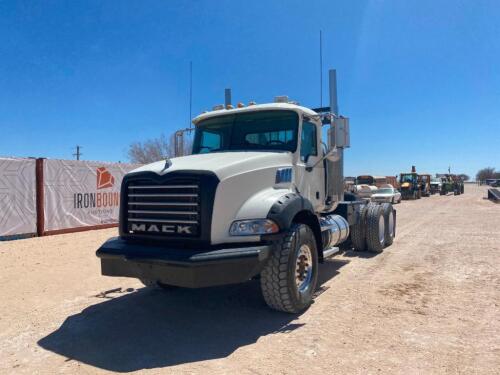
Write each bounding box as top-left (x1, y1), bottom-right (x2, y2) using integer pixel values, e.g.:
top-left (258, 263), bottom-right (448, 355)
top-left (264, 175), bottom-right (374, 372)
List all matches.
top-left (189, 61), bottom-right (193, 128)
top-left (319, 30), bottom-right (323, 108)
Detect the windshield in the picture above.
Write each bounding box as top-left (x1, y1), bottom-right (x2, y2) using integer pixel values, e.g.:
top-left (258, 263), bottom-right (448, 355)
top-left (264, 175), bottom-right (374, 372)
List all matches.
top-left (400, 173), bottom-right (416, 183)
top-left (192, 110), bottom-right (298, 154)
top-left (376, 188), bottom-right (393, 194)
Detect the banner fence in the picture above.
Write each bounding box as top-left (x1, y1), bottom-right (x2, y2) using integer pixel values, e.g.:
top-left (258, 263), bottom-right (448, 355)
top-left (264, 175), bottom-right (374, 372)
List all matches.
top-left (0, 158), bottom-right (37, 238)
top-left (0, 157), bottom-right (140, 239)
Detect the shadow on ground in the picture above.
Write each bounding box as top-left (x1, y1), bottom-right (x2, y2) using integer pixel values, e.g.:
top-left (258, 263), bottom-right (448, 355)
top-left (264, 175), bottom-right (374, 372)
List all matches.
top-left (342, 249), bottom-right (379, 259)
top-left (38, 259), bottom-right (348, 372)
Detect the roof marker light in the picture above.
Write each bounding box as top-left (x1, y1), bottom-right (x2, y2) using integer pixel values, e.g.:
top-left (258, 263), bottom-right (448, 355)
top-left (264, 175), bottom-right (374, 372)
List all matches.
top-left (237, 102), bottom-right (245, 108)
top-left (212, 104), bottom-right (224, 110)
top-left (248, 101), bottom-right (257, 106)
top-left (274, 95), bottom-right (289, 103)
top-left (226, 104), bottom-right (234, 109)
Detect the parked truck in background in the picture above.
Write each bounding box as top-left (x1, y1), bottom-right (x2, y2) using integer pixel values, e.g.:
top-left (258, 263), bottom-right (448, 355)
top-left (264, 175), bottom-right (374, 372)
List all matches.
top-left (430, 177), bottom-right (441, 194)
top-left (440, 174), bottom-right (464, 195)
top-left (353, 175), bottom-right (384, 199)
top-left (96, 69), bottom-right (397, 313)
top-left (385, 175), bottom-right (399, 189)
top-left (418, 174), bottom-right (431, 197)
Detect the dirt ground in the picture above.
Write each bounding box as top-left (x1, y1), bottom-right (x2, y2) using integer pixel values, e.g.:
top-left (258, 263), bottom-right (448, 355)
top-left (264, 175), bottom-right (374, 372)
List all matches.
top-left (0, 185), bottom-right (499, 374)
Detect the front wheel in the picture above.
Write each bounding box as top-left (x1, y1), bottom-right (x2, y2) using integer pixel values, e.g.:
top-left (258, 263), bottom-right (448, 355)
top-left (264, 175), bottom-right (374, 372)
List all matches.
top-left (260, 223), bottom-right (318, 313)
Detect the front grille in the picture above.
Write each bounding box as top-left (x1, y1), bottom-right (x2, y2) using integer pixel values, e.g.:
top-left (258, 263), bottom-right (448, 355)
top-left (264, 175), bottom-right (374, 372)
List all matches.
top-left (126, 179), bottom-right (200, 237)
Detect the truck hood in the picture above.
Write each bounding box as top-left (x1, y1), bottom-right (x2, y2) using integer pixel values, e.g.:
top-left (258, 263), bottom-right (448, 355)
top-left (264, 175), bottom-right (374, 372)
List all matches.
top-left (130, 152), bottom-right (294, 180)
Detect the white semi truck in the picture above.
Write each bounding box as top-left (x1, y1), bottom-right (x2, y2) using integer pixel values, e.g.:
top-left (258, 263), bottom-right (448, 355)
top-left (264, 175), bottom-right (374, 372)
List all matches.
top-left (96, 70), bottom-right (396, 313)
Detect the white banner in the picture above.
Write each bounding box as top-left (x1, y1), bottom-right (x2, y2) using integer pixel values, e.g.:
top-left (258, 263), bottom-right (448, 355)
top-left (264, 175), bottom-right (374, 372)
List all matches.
top-left (0, 157), bottom-right (37, 237)
top-left (43, 159), bottom-right (140, 232)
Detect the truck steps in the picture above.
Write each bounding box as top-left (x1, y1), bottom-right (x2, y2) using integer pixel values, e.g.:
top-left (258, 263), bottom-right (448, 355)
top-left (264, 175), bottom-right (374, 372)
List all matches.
top-left (323, 247), bottom-right (340, 259)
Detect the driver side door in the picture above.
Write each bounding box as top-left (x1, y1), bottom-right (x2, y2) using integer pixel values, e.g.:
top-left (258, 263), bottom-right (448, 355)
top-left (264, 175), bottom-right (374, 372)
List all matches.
top-left (295, 120), bottom-right (325, 211)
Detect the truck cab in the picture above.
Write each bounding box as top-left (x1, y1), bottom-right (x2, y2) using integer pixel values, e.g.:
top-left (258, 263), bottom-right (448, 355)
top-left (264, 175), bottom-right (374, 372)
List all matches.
top-left (96, 70), bottom-right (397, 313)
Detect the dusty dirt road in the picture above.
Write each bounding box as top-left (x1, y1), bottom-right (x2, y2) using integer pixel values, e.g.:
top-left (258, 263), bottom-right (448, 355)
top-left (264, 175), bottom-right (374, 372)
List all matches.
top-left (0, 185), bottom-right (499, 374)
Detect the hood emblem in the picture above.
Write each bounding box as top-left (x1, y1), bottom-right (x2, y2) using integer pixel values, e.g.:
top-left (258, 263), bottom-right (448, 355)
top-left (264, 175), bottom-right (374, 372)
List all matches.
top-left (162, 158), bottom-right (172, 171)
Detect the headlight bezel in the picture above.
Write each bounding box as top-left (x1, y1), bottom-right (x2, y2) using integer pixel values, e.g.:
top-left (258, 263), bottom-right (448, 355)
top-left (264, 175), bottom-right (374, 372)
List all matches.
top-left (229, 219), bottom-right (280, 236)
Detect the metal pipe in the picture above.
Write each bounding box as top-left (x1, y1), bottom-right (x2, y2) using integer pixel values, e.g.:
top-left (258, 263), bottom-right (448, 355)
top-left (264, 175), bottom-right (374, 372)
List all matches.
top-left (224, 88), bottom-right (232, 107)
top-left (325, 69), bottom-right (344, 210)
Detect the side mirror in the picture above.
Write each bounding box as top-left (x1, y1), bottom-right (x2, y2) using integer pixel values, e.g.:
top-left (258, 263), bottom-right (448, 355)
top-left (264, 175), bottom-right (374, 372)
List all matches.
top-left (305, 146), bottom-right (340, 172)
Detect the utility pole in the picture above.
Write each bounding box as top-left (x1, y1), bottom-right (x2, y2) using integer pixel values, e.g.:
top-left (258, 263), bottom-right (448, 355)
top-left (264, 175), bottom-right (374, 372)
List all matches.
top-left (73, 145), bottom-right (82, 160)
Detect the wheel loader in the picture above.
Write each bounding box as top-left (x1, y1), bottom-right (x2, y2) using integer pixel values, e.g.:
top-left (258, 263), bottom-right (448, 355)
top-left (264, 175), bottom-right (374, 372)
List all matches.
top-left (399, 167), bottom-right (420, 200)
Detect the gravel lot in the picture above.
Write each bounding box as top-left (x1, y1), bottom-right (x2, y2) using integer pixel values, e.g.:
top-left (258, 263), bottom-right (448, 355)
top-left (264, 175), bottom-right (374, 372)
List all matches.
top-left (0, 185), bottom-right (498, 374)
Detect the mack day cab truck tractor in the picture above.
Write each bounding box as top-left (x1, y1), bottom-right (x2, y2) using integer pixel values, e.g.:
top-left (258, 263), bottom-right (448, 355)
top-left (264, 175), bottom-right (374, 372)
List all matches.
top-left (96, 69), bottom-right (397, 313)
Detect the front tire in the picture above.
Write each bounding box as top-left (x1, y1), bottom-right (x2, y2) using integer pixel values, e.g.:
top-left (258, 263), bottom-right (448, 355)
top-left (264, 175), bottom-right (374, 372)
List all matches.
top-left (260, 223), bottom-right (318, 313)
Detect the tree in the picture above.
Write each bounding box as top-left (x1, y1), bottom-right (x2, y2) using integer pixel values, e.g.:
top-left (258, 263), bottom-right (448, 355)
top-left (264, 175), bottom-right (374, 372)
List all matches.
top-left (476, 167), bottom-right (496, 182)
top-left (127, 133), bottom-right (193, 164)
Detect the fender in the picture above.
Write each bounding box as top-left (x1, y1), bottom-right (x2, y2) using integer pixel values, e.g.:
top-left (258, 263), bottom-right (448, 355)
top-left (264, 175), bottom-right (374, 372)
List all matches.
top-left (266, 192), bottom-right (315, 231)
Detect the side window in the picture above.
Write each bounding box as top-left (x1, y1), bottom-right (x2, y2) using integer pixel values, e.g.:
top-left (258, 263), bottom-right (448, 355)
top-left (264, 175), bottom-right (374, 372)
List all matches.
top-left (300, 122), bottom-right (318, 161)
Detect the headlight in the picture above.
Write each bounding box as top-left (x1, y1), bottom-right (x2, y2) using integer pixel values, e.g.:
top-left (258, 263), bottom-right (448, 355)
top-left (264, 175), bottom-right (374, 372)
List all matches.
top-left (229, 219), bottom-right (279, 236)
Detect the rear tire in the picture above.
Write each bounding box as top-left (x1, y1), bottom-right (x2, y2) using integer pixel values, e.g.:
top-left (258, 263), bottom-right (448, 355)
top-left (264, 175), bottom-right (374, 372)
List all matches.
top-left (380, 203), bottom-right (395, 246)
top-left (350, 204), bottom-right (369, 251)
top-left (365, 204), bottom-right (386, 253)
top-left (260, 223), bottom-right (318, 313)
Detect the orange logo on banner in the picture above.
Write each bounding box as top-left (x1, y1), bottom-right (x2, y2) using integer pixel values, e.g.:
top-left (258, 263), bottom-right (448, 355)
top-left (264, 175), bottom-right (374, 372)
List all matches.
top-left (96, 167), bottom-right (115, 189)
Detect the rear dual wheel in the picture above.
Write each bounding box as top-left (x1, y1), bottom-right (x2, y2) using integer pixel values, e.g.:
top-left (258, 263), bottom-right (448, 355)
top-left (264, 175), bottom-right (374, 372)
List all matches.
top-left (352, 203), bottom-right (394, 253)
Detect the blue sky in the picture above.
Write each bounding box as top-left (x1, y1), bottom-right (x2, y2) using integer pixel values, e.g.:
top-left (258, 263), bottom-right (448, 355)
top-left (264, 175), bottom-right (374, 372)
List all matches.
top-left (0, 0), bottom-right (498, 178)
